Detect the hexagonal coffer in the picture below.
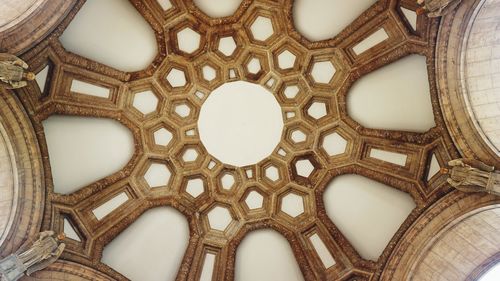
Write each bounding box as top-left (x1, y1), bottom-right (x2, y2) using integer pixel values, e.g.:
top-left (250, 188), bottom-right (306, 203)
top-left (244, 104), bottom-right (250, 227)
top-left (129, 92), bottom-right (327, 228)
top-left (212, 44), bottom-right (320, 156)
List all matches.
top-left (142, 162), bottom-right (173, 189)
top-left (206, 205), bottom-right (234, 232)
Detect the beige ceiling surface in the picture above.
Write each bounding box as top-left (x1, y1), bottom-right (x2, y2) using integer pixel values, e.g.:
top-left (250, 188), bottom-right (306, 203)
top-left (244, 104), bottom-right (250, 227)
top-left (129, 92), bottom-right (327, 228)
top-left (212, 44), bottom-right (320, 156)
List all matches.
top-left (11, 0), bottom-right (462, 280)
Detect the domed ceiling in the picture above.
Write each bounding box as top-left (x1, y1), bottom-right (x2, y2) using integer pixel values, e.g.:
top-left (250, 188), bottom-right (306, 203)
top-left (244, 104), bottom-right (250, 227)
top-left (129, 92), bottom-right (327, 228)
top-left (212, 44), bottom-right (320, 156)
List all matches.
top-left (2, 0), bottom-right (477, 280)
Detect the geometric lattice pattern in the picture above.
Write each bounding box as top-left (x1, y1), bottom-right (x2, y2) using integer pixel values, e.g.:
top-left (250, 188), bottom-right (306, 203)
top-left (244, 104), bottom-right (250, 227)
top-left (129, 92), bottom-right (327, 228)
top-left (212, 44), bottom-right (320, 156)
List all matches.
top-left (17, 0), bottom-right (458, 280)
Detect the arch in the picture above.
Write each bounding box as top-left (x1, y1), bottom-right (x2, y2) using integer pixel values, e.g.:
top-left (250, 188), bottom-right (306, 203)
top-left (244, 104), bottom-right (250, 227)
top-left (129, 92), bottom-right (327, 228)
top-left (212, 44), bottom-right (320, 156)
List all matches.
top-left (323, 174), bottom-right (416, 261)
top-left (59, 0), bottom-right (158, 72)
top-left (380, 191), bottom-right (500, 281)
top-left (101, 207), bottom-right (190, 281)
top-left (42, 115), bottom-right (135, 195)
top-left (474, 261), bottom-right (500, 281)
top-left (411, 206), bottom-right (500, 280)
top-left (292, 0), bottom-right (377, 42)
top-left (0, 0), bottom-right (77, 54)
top-left (234, 229), bottom-right (304, 281)
top-left (436, 0), bottom-right (500, 166)
top-left (461, 0), bottom-right (500, 156)
top-left (0, 89), bottom-right (44, 257)
top-left (347, 54), bottom-right (435, 133)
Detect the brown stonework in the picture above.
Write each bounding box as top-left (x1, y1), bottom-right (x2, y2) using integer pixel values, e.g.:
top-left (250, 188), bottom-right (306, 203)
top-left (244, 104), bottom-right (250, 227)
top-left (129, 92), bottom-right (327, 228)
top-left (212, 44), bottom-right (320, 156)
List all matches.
top-left (380, 191), bottom-right (500, 280)
top-left (0, 89), bottom-right (44, 259)
top-left (0, 0), bottom-right (498, 280)
top-left (436, 0), bottom-right (500, 167)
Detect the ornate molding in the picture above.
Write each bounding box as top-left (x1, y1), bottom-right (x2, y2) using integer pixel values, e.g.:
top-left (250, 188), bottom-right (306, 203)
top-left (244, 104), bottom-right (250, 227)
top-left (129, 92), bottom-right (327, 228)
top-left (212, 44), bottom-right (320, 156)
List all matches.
top-left (436, 0), bottom-right (500, 167)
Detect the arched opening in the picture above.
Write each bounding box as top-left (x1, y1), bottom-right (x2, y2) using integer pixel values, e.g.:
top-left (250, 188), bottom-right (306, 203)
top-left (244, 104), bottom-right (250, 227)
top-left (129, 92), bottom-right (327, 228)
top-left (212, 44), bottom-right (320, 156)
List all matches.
top-left (235, 229), bottom-right (304, 281)
top-left (381, 191), bottom-right (500, 281)
top-left (0, 91), bottom-right (44, 256)
top-left (323, 174), bottom-right (415, 261)
top-left (437, 0), bottom-right (500, 166)
top-left (42, 115), bottom-right (135, 195)
top-left (59, 0), bottom-right (157, 71)
top-left (101, 207), bottom-right (190, 281)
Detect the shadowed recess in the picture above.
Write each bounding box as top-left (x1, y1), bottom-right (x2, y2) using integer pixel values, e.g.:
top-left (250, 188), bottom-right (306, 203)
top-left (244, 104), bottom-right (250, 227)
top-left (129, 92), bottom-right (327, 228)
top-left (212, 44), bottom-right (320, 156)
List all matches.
top-left (102, 207), bottom-right (189, 281)
top-left (323, 174), bottom-right (416, 261)
top-left (293, 0), bottom-right (377, 41)
top-left (59, 0), bottom-right (157, 72)
top-left (347, 54), bottom-right (435, 133)
top-left (42, 115), bottom-right (134, 195)
top-left (235, 229), bottom-right (304, 281)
